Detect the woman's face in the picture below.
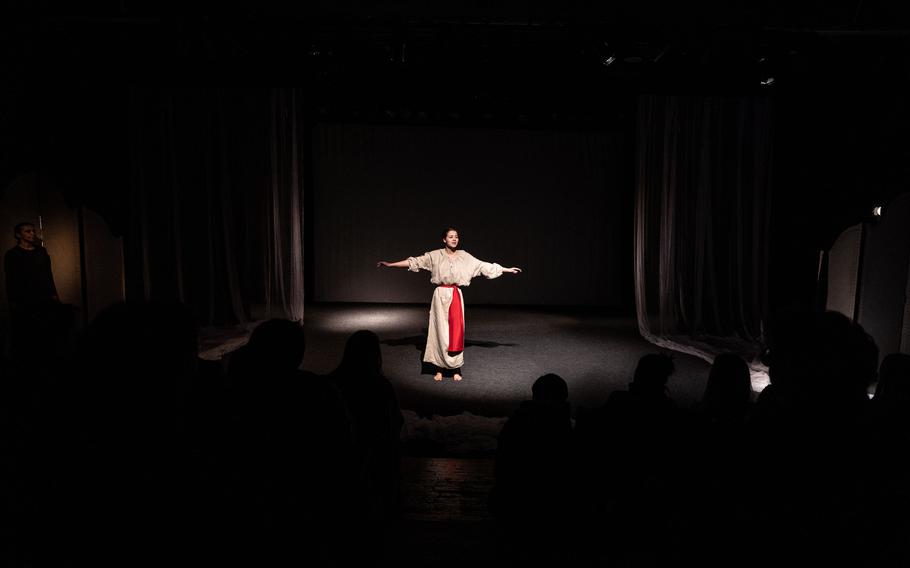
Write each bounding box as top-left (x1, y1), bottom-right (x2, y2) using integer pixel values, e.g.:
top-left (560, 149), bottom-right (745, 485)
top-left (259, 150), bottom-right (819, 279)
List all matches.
top-left (443, 230), bottom-right (459, 249)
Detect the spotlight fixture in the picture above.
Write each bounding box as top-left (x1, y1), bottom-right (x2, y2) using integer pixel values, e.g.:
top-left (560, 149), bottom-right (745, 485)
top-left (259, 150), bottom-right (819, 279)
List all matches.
top-left (757, 55), bottom-right (775, 86)
top-left (598, 41), bottom-right (617, 67)
top-left (872, 205), bottom-right (883, 217)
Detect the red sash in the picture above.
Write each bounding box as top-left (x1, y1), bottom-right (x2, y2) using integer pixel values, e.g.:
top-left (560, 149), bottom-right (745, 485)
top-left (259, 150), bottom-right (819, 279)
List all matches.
top-left (439, 284), bottom-right (464, 352)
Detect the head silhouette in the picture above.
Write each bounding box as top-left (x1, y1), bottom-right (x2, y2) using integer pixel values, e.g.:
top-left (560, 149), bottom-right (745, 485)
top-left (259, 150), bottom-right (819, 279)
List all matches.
top-left (630, 353), bottom-right (675, 396)
top-left (337, 329), bottom-right (383, 377)
top-left (246, 318), bottom-right (306, 372)
top-left (768, 310), bottom-right (878, 401)
top-left (704, 352), bottom-right (753, 410)
top-left (532, 373), bottom-right (569, 403)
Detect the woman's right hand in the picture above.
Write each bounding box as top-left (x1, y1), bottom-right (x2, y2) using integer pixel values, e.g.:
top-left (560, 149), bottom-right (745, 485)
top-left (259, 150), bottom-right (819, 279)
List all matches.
top-left (377, 259), bottom-right (409, 269)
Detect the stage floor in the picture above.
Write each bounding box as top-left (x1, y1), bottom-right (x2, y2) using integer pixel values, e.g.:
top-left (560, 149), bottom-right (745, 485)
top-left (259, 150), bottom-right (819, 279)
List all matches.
top-left (200, 303), bottom-right (716, 422)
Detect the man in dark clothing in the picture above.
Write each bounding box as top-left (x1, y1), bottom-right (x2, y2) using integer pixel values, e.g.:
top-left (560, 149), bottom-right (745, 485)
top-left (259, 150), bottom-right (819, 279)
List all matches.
top-left (5, 222), bottom-right (59, 306)
top-left (4, 222), bottom-right (61, 359)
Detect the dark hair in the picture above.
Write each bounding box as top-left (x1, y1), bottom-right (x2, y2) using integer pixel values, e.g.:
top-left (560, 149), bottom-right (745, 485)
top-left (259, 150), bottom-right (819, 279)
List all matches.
top-left (442, 227), bottom-right (459, 239)
top-left (768, 310), bottom-right (878, 394)
top-left (336, 329), bottom-right (383, 377)
top-left (704, 352), bottom-right (753, 408)
top-left (247, 318), bottom-right (306, 371)
top-left (13, 222), bottom-right (34, 242)
top-left (631, 353), bottom-right (675, 392)
top-left (532, 373), bottom-right (569, 402)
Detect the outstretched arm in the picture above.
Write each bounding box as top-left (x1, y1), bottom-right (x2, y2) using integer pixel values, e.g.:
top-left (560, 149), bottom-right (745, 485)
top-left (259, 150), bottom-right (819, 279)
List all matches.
top-left (463, 251), bottom-right (522, 279)
top-left (380, 252), bottom-right (433, 272)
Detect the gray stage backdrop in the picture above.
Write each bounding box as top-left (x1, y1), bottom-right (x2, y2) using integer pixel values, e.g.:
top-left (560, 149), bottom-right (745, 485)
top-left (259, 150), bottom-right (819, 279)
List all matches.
top-left (312, 123), bottom-right (629, 306)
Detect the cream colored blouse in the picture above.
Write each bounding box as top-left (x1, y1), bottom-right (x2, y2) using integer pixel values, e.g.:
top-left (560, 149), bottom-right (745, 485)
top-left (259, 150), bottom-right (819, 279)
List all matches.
top-left (408, 249), bottom-right (503, 286)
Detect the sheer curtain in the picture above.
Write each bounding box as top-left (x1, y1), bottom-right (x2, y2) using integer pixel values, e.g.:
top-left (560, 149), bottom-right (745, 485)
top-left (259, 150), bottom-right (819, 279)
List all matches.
top-left (634, 95), bottom-right (774, 382)
top-left (125, 88), bottom-right (305, 326)
top-left (265, 89), bottom-right (305, 322)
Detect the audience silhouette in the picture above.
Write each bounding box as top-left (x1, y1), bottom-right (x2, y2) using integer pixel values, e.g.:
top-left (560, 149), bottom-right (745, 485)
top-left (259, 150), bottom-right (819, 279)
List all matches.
top-left (682, 352), bottom-right (755, 567)
top-left (864, 352), bottom-right (910, 567)
top-left (329, 329), bottom-right (404, 522)
top-left (595, 353), bottom-right (684, 567)
top-left (871, 352), bottom-right (910, 426)
top-left (326, 329), bottom-right (404, 561)
top-left (749, 310), bottom-right (880, 566)
top-left (36, 300), bottom-right (205, 565)
top-left (699, 351), bottom-right (754, 425)
top-left (4, 297), bottom-right (909, 567)
top-left (492, 373), bottom-right (575, 567)
top-left (224, 317), bottom-right (353, 565)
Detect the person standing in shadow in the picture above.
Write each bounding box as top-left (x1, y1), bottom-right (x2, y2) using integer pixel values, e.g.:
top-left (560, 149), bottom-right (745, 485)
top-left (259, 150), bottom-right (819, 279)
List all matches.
top-left (3, 222), bottom-right (73, 364)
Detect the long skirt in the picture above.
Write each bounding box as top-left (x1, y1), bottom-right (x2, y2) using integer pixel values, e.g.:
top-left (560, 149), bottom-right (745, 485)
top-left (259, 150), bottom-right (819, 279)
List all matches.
top-left (423, 286), bottom-right (465, 370)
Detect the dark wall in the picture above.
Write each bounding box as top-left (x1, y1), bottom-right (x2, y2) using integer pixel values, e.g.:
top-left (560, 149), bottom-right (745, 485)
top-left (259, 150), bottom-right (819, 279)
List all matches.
top-left (770, 70), bottom-right (910, 315)
top-left (858, 193), bottom-right (910, 359)
top-left (311, 123), bottom-right (634, 306)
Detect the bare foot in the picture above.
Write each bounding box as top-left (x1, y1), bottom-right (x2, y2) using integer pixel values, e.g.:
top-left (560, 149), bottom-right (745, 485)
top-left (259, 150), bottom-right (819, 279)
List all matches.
top-left (434, 372), bottom-right (443, 381)
top-left (453, 373), bottom-right (463, 381)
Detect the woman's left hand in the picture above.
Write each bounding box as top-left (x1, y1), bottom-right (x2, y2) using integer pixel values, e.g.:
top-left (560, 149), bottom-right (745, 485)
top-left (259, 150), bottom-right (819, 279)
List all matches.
top-left (504, 267), bottom-right (522, 274)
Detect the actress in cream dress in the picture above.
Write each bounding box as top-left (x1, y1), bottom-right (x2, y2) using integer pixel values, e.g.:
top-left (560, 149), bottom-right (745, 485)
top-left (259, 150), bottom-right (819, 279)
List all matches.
top-left (377, 228), bottom-right (522, 381)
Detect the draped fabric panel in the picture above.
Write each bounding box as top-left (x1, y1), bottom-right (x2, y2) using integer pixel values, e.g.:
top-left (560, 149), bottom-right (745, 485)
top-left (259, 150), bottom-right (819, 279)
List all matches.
top-left (634, 96), bottom-right (774, 371)
top-left (265, 89), bottom-right (306, 322)
top-left (125, 88), bottom-right (305, 326)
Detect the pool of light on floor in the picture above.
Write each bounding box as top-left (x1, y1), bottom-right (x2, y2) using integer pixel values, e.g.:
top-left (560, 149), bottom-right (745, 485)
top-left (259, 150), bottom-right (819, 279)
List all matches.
top-left (313, 307), bottom-right (424, 333)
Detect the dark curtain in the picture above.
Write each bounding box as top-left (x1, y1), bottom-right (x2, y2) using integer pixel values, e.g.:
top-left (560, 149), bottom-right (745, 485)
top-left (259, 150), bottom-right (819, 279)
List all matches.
top-left (634, 95), bottom-right (773, 366)
top-left (311, 123), bottom-right (632, 306)
top-left (125, 88), bottom-right (305, 326)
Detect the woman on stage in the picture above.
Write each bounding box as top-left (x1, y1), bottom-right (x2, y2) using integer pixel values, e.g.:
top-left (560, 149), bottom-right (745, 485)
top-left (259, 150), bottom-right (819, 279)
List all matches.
top-left (378, 228), bottom-right (522, 381)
